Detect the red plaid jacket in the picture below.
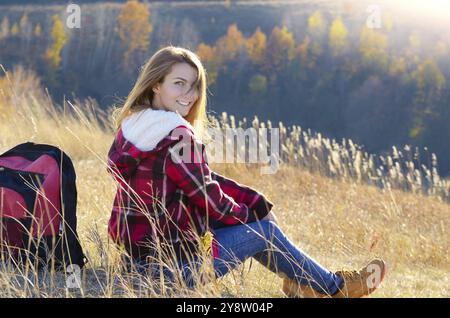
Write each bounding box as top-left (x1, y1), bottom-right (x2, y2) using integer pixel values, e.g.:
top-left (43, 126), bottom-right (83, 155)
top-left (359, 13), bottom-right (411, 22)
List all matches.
top-left (106, 109), bottom-right (273, 262)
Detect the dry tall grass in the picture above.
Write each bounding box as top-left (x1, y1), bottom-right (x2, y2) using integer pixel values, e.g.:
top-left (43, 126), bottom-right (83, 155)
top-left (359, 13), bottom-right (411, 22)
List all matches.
top-left (0, 67), bottom-right (449, 297)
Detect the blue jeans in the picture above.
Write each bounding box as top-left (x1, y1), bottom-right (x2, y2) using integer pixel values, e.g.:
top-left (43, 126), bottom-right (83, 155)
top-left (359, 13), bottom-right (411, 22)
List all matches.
top-left (210, 220), bottom-right (343, 295)
top-left (128, 220), bottom-right (343, 295)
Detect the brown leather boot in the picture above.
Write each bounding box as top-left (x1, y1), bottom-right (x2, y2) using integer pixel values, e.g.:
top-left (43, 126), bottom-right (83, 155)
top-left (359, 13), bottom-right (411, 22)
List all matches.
top-left (331, 258), bottom-right (387, 298)
top-left (282, 278), bottom-right (327, 298)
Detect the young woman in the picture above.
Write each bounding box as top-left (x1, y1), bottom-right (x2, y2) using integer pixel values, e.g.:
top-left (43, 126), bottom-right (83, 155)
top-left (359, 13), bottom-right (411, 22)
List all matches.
top-left (106, 46), bottom-right (386, 298)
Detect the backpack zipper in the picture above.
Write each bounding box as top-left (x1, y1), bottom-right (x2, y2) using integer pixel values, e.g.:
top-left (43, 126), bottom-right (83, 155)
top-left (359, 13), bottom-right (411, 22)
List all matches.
top-left (0, 166), bottom-right (45, 179)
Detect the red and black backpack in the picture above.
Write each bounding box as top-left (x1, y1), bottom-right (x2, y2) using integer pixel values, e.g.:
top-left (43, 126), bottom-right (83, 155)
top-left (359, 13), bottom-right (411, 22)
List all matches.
top-left (0, 142), bottom-right (86, 270)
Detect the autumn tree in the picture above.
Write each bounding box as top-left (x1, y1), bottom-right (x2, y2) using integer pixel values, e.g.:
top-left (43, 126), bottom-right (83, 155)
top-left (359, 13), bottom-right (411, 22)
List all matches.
top-left (197, 43), bottom-right (214, 63)
top-left (19, 13), bottom-right (31, 38)
top-left (359, 27), bottom-right (388, 70)
top-left (0, 17), bottom-right (9, 40)
top-left (307, 11), bottom-right (326, 58)
top-left (308, 10), bottom-right (326, 37)
top-left (295, 10), bottom-right (327, 70)
top-left (410, 59), bottom-right (446, 139)
top-left (328, 17), bottom-right (348, 58)
top-left (246, 27), bottom-right (266, 65)
top-left (11, 22), bottom-right (19, 36)
top-left (197, 42), bottom-right (219, 85)
top-left (34, 23), bottom-right (42, 37)
top-left (264, 26), bottom-right (296, 79)
top-left (19, 13), bottom-right (33, 53)
top-left (214, 24), bottom-right (246, 65)
top-left (415, 59), bottom-right (446, 102)
top-left (45, 15), bottom-right (67, 73)
top-left (117, 0), bottom-right (152, 70)
top-left (295, 36), bottom-right (310, 69)
top-left (388, 33), bottom-right (421, 78)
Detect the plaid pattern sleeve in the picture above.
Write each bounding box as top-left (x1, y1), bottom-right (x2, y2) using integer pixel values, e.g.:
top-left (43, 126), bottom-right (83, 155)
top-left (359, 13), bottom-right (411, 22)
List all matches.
top-left (165, 126), bottom-right (258, 225)
top-left (106, 128), bottom-right (148, 185)
top-left (210, 171), bottom-right (273, 219)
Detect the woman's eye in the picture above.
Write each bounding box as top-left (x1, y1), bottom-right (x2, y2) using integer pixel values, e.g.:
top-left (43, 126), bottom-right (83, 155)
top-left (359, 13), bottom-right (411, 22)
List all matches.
top-left (175, 81), bottom-right (184, 86)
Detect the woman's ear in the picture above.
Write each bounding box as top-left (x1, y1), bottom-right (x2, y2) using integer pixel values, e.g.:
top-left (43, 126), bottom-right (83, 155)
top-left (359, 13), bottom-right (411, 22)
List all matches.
top-left (152, 83), bottom-right (160, 94)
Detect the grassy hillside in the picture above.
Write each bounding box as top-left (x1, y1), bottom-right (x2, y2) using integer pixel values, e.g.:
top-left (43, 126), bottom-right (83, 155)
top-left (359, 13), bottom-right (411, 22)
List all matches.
top-left (0, 67), bottom-right (448, 297)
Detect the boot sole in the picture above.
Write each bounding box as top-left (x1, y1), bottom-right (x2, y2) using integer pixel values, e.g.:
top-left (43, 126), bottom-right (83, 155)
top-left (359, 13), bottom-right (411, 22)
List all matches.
top-left (366, 259), bottom-right (387, 295)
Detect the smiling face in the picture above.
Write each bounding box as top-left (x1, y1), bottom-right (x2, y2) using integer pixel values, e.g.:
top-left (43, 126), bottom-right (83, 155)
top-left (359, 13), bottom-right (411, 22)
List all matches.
top-left (152, 62), bottom-right (200, 117)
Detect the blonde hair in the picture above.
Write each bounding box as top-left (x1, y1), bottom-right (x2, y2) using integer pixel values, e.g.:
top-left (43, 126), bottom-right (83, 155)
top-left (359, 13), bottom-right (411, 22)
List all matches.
top-left (111, 46), bottom-right (208, 138)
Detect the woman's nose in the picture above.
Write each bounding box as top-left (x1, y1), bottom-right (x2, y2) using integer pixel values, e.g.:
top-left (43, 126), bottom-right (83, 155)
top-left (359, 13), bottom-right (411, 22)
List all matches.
top-left (182, 87), bottom-right (198, 101)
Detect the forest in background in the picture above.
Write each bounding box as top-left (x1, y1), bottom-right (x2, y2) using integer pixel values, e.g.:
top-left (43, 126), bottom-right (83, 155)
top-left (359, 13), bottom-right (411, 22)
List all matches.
top-left (0, 0), bottom-right (449, 176)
